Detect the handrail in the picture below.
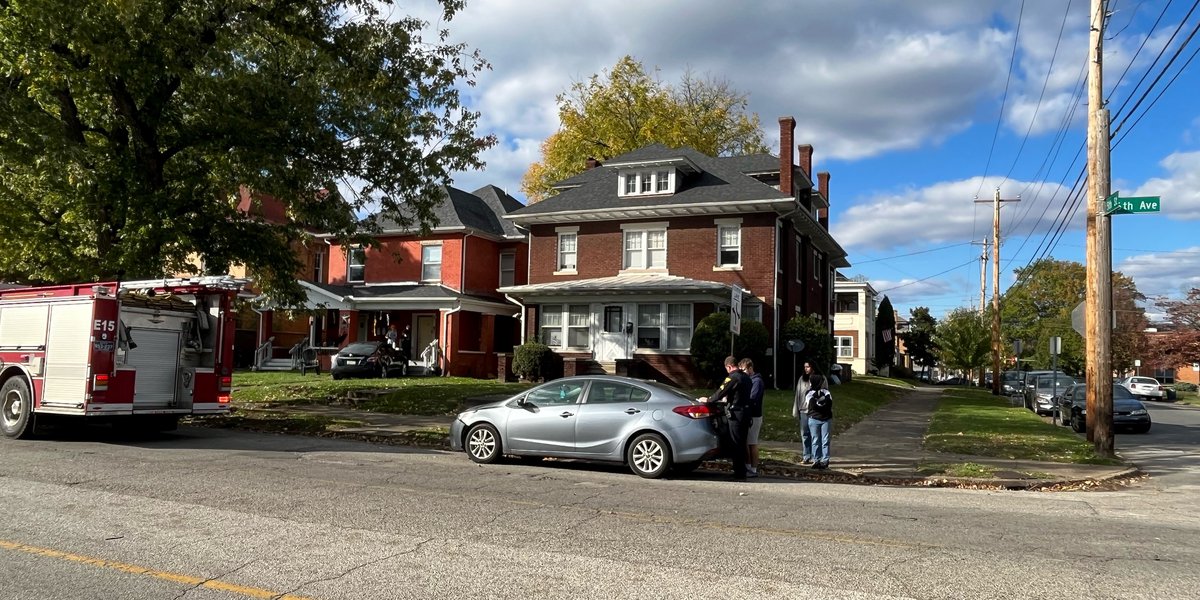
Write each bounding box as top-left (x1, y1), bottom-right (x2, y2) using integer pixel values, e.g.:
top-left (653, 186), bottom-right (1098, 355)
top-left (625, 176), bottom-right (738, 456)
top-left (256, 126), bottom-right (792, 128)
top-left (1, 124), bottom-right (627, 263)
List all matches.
top-left (253, 336), bottom-right (275, 370)
top-left (290, 336), bottom-right (311, 370)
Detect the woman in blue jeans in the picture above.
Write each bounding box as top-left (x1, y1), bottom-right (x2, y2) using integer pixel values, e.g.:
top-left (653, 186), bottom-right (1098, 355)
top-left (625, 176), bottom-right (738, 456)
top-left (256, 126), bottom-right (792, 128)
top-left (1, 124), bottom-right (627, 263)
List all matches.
top-left (805, 374), bottom-right (833, 469)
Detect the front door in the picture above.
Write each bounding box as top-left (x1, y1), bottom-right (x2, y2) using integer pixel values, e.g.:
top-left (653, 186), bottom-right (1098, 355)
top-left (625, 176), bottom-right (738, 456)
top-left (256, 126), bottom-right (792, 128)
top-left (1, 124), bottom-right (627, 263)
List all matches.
top-left (414, 314), bottom-right (437, 366)
top-left (593, 304), bottom-right (630, 361)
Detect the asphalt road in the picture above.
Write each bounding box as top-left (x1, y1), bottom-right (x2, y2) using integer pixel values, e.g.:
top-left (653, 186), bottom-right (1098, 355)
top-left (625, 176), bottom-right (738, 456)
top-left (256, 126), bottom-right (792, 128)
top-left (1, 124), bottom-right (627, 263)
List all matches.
top-left (2, 426), bottom-right (1198, 600)
top-left (1115, 401), bottom-right (1200, 491)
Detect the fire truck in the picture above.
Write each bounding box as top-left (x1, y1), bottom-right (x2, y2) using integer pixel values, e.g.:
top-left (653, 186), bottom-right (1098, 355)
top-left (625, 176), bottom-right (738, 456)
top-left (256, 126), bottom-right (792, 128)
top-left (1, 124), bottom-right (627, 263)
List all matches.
top-left (0, 276), bottom-right (246, 439)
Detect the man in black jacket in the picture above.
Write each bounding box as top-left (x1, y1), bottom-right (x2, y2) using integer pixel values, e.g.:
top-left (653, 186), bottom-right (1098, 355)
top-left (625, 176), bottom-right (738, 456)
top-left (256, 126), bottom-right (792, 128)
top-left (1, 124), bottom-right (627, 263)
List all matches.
top-left (701, 356), bottom-right (753, 480)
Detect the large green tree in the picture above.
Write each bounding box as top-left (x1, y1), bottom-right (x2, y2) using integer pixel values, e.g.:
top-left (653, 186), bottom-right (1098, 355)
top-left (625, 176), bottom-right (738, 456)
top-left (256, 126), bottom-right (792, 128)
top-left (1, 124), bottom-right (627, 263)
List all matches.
top-left (1000, 259), bottom-right (1145, 376)
top-left (874, 295), bottom-right (896, 372)
top-left (934, 308), bottom-right (991, 377)
top-left (900, 306), bottom-right (939, 377)
top-left (520, 56), bottom-right (768, 201)
top-left (1145, 288), bottom-right (1200, 370)
top-left (0, 0), bottom-right (494, 303)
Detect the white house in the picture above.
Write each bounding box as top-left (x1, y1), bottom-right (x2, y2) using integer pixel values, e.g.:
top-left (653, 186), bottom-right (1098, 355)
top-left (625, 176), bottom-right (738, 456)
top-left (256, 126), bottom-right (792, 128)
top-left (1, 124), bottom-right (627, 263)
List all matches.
top-left (833, 274), bottom-right (878, 376)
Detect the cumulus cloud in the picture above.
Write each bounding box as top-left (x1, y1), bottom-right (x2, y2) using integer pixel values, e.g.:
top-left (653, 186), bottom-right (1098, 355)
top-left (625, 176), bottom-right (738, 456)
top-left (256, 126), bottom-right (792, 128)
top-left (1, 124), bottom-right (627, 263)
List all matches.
top-left (1132, 151), bottom-right (1200, 220)
top-left (831, 176), bottom-right (1075, 251)
top-left (1117, 247), bottom-right (1200, 298)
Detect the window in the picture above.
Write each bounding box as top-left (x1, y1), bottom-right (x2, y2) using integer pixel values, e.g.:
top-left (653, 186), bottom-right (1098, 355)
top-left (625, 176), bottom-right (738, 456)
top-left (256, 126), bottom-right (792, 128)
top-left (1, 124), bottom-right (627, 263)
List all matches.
top-left (666, 303), bottom-right (692, 349)
top-left (540, 304), bottom-right (563, 346)
top-left (796, 239), bottom-right (803, 282)
top-left (347, 247), bottom-right (366, 282)
top-left (718, 224), bottom-right (741, 266)
top-left (603, 306), bottom-right (624, 333)
top-left (567, 304), bottom-right (589, 348)
top-left (836, 336), bottom-right (854, 358)
top-left (587, 381), bottom-right (652, 404)
top-left (421, 244), bottom-right (442, 281)
top-left (558, 232), bottom-right (577, 271)
top-left (619, 170), bottom-right (673, 196)
top-left (742, 302), bottom-right (762, 323)
top-left (656, 171), bottom-right (670, 192)
top-left (813, 251), bottom-right (822, 281)
top-left (641, 174), bottom-right (652, 193)
top-left (623, 229), bottom-right (666, 270)
top-left (526, 381), bottom-right (587, 406)
top-left (312, 251), bottom-right (325, 283)
top-left (836, 293), bottom-right (859, 313)
top-left (499, 252), bottom-right (515, 287)
top-left (624, 175), bottom-right (637, 195)
top-left (637, 304), bottom-right (662, 349)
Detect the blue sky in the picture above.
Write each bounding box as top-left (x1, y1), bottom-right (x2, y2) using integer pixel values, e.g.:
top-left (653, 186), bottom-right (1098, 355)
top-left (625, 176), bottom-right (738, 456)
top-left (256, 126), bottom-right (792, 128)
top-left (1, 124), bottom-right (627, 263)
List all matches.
top-left (399, 0), bottom-right (1200, 320)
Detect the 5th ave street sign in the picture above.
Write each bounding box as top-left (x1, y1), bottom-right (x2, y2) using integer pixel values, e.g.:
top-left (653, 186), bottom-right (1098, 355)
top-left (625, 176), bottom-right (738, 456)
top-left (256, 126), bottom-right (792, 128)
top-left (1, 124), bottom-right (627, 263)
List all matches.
top-left (1105, 191), bottom-right (1161, 215)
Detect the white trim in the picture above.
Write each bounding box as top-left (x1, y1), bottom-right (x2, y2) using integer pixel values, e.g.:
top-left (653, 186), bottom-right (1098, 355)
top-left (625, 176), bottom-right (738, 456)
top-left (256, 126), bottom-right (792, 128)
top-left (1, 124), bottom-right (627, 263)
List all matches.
top-left (632, 349), bottom-right (690, 356)
top-left (347, 246), bottom-right (366, 283)
top-left (505, 197), bottom-right (793, 223)
top-left (552, 269), bottom-right (578, 276)
top-left (421, 243), bottom-right (443, 282)
top-left (716, 222), bottom-right (741, 268)
top-left (619, 221), bottom-right (669, 231)
top-left (622, 227), bottom-right (667, 271)
top-left (714, 217), bottom-right (743, 226)
top-left (557, 231), bottom-right (578, 272)
top-left (554, 225), bottom-right (580, 233)
top-left (712, 266), bottom-right (743, 272)
top-left (618, 267), bottom-right (669, 275)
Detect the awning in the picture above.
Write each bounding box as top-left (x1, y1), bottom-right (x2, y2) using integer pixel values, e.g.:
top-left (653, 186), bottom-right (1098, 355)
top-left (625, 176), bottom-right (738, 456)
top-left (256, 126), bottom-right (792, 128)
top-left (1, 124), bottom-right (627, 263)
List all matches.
top-left (499, 275), bottom-right (749, 305)
top-left (267, 280), bottom-right (519, 316)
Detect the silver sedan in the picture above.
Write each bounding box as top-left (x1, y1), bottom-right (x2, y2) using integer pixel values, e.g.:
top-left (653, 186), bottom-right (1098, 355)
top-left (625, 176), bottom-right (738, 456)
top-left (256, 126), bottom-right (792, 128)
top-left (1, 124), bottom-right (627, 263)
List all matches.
top-left (449, 376), bottom-right (722, 478)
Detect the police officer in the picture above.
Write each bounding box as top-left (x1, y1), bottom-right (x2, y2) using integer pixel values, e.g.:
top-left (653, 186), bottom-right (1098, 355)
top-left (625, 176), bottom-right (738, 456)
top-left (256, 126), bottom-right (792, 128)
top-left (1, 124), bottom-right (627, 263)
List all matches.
top-left (701, 356), bottom-right (753, 480)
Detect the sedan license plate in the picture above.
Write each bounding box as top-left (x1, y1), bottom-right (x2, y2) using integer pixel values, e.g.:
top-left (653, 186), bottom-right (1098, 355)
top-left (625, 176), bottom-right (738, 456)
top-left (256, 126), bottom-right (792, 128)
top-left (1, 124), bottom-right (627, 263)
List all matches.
top-left (343, 359), bottom-right (358, 365)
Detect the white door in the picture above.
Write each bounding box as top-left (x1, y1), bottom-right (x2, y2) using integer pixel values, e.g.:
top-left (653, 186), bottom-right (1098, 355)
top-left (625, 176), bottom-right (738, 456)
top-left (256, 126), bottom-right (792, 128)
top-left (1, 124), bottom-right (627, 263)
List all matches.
top-left (592, 303), bottom-right (630, 362)
top-left (414, 314), bottom-right (437, 366)
top-left (125, 328), bottom-right (181, 408)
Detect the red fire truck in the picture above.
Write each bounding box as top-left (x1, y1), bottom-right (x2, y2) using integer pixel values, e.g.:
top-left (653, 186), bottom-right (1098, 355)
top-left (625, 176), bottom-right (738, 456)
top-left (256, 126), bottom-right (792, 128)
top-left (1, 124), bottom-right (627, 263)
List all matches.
top-left (0, 276), bottom-right (246, 438)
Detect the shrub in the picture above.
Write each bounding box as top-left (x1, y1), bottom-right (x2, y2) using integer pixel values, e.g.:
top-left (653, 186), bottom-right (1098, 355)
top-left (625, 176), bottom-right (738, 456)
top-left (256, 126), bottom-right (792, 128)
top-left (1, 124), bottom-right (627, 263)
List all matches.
top-left (781, 315), bottom-right (834, 380)
top-left (1177, 382), bottom-right (1198, 393)
top-left (513, 342), bottom-right (553, 382)
top-left (689, 313), bottom-right (771, 386)
top-left (890, 364), bottom-right (913, 379)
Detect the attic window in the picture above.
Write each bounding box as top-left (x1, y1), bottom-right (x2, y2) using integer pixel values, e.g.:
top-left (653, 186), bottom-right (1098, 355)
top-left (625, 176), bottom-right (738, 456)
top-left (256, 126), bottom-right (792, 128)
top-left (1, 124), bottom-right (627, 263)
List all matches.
top-left (619, 170), bottom-right (674, 197)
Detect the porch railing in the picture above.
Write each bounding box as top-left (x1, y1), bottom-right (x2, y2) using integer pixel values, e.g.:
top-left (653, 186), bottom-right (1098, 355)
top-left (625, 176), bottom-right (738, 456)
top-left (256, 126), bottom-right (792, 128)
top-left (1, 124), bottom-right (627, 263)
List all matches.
top-left (253, 336), bottom-right (275, 370)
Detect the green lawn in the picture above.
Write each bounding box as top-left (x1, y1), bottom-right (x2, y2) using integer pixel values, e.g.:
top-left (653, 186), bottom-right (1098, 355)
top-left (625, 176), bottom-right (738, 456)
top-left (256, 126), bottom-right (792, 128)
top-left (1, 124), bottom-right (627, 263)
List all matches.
top-left (759, 378), bottom-right (900, 442)
top-left (232, 370), bottom-right (532, 416)
top-left (1174, 389), bottom-right (1200, 407)
top-left (924, 388), bottom-right (1122, 465)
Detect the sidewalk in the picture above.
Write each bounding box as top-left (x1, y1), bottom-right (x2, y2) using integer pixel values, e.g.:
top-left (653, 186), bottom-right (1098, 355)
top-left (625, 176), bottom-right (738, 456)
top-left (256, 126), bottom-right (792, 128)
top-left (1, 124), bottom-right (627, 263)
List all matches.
top-left (233, 388), bottom-right (1137, 489)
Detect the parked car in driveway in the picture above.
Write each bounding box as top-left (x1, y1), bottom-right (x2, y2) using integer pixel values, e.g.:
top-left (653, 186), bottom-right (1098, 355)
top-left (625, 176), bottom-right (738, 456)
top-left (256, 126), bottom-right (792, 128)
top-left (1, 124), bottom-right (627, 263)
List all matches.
top-left (449, 376), bottom-right (722, 478)
top-left (1118, 376), bottom-right (1166, 401)
top-left (330, 340), bottom-right (405, 380)
top-left (1056, 383), bottom-right (1151, 433)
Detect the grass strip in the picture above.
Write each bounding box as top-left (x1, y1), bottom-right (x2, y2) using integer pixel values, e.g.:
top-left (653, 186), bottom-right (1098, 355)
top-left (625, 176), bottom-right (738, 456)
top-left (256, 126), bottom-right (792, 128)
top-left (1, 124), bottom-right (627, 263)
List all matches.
top-left (924, 389), bottom-right (1122, 465)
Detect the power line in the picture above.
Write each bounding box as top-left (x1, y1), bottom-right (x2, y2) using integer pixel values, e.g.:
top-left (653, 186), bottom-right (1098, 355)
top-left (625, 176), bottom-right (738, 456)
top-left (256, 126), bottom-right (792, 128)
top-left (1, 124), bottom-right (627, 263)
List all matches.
top-left (852, 242), bottom-right (975, 264)
top-left (874, 258), bottom-right (980, 294)
top-left (975, 0), bottom-right (1027, 197)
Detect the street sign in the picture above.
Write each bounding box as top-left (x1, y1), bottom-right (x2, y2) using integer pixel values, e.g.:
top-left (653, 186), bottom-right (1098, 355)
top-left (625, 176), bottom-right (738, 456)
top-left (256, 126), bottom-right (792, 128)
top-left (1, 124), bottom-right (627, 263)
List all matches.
top-left (1105, 191), bottom-right (1161, 215)
top-left (730, 285), bottom-right (742, 335)
top-left (1050, 336), bottom-right (1062, 356)
top-left (1071, 302), bottom-right (1085, 336)
top-left (1013, 340), bottom-right (1024, 356)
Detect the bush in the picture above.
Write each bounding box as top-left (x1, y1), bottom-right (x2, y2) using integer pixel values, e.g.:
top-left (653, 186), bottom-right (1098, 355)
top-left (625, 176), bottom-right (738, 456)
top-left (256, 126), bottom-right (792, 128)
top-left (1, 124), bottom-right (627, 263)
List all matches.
top-left (890, 364), bottom-right (913, 379)
top-left (689, 313), bottom-right (771, 386)
top-left (513, 342), bottom-right (553, 382)
top-left (781, 315), bottom-right (834, 380)
top-left (1177, 382), bottom-right (1198, 393)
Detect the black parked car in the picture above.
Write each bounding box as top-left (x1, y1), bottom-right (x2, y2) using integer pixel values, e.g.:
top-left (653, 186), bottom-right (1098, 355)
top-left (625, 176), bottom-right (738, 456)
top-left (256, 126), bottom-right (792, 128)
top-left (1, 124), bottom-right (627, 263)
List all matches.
top-left (330, 341), bottom-right (405, 380)
top-left (1055, 383), bottom-right (1151, 434)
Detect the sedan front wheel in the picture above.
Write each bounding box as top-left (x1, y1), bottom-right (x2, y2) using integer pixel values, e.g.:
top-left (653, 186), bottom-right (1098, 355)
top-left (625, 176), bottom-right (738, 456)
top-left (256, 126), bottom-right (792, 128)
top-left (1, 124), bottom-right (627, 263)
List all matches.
top-left (466, 423), bottom-right (502, 464)
top-left (627, 432), bottom-right (672, 478)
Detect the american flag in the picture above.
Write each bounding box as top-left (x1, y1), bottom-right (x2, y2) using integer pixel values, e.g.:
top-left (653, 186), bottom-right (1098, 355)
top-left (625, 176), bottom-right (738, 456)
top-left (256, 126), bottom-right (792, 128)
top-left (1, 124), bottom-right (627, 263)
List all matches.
top-left (881, 329), bottom-right (893, 343)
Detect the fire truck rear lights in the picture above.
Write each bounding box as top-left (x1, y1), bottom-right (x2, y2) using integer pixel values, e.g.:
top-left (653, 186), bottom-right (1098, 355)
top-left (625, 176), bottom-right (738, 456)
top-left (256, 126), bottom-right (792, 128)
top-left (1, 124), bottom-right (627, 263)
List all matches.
top-left (93, 373), bottom-right (110, 391)
top-left (219, 375), bottom-right (232, 391)
top-left (217, 394), bottom-right (231, 404)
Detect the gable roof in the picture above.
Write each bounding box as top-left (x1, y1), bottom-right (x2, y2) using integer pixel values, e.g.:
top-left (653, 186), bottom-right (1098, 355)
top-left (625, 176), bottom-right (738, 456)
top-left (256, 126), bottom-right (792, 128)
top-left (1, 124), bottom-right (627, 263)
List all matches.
top-left (368, 184), bottom-right (525, 239)
top-left (508, 144), bottom-right (792, 221)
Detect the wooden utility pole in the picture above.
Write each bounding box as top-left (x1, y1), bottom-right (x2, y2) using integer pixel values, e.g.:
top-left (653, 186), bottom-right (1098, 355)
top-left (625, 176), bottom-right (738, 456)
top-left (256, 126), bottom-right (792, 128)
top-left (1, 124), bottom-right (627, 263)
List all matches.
top-left (975, 189), bottom-right (1019, 395)
top-left (1086, 0), bottom-right (1114, 455)
top-left (974, 239), bottom-right (990, 312)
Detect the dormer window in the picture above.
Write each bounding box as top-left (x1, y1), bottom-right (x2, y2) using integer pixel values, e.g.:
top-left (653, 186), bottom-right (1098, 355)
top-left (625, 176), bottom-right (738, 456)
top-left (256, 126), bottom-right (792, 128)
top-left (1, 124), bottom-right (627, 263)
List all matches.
top-left (619, 170), bottom-right (674, 197)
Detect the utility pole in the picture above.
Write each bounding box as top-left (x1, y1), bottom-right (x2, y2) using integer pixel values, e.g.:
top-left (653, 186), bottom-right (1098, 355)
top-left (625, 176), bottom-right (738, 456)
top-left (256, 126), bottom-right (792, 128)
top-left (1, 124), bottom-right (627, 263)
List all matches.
top-left (1086, 0), bottom-right (1114, 455)
top-left (975, 189), bottom-right (1019, 395)
top-left (973, 239), bottom-right (990, 312)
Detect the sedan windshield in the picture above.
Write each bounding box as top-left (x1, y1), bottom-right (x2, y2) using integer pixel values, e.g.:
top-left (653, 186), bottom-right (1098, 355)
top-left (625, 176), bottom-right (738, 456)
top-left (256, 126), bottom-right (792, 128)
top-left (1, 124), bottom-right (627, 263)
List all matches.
top-left (340, 343), bottom-right (379, 355)
top-left (1129, 377), bottom-right (1158, 385)
top-left (1036, 376), bottom-right (1075, 391)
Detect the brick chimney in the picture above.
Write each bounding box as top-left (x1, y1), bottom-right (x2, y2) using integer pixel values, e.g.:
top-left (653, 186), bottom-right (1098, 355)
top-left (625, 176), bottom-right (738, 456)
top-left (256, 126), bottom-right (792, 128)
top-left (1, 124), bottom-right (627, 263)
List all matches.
top-left (585, 157), bottom-right (601, 170)
top-left (797, 144), bottom-right (814, 179)
top-left (817, 171), bottom-right (831, 229)
top-left (779, 116), bottom-right (796, 196)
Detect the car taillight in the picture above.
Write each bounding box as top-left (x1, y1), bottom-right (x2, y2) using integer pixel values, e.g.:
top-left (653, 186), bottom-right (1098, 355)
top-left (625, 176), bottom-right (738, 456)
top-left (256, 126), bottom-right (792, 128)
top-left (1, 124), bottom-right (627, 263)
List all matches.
top-left (93, 373), bottom-right (110, 392)
top-left (673, 404), bottom-right (717, 419)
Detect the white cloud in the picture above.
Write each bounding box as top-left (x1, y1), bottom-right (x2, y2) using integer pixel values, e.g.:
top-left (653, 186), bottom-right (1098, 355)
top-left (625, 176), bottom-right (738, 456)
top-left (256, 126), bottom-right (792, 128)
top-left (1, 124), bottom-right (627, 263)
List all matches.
top-left (1117, 246), bottom-right (1200, 298)
top-left (1132, 151), bottom-right (1200, 220)
top-left (832, 176), bottom-right (1075, 251)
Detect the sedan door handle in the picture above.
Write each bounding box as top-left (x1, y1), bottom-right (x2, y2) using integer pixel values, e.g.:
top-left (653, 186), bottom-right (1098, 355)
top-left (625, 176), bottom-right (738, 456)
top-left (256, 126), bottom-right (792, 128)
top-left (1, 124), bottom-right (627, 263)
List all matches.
top-left (624, 408), bottom-right (641, 415)
top-left (560, 411), bottom-right (574, 418)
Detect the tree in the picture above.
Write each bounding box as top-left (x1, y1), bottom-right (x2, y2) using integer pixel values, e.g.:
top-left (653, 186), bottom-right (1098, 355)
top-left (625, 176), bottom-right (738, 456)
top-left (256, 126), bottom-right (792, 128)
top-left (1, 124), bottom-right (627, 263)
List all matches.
top-left (689, 312), bottom-right (770, 386)
top-left (0, 0), bottom-right (494, 304)
top-left (1000, 259), bottom-right (1146, 376)
top-left (520, 56), bottom-right (768, 201)
top-left (1145, 288), bottom-right (1200, 369)
top-left (781, 314), bottom-right (834, 382)
top-left (934, 309), bottom-right (991, 376)
top-left (874, 296), bottom-right (896, 373)
top-left (900, 306), bottom-right (939, 377)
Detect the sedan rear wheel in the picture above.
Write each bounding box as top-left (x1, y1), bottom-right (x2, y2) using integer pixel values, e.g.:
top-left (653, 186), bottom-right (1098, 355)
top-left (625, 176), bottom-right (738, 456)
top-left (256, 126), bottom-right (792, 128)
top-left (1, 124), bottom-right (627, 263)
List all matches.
top-left (1071, 414), bottom-right (1085, 433)
top-left (466, 423), bottom-right (502, 464)
top-left (627, 432), bottom-right (672, 478)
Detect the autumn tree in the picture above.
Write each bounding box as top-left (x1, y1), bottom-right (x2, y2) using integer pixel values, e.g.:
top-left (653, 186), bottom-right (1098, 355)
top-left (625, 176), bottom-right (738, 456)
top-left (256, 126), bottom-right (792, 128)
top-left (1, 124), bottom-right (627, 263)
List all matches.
top-left (934, 308), bottom-right (991, 377)
top-left (1000, 259), bottom-right (1145, 376)
top-left (520, 56), bottom-right (768, 201)
top-left (0, 0), bottom-right (494, 304)
top-left (900, 306), bottom-right (939, 377)
top-left (873, 296), bottom-right (896, 373)
top-left (1145, 288), bottom-right (1200, 370)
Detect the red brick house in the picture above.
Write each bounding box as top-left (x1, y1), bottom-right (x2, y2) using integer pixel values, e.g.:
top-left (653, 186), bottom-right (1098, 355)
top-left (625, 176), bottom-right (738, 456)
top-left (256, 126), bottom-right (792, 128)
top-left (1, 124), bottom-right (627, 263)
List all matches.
top-left (271, 185), bottom-right (528, 378)
top-left (500, 117), bottom-right (850, 388)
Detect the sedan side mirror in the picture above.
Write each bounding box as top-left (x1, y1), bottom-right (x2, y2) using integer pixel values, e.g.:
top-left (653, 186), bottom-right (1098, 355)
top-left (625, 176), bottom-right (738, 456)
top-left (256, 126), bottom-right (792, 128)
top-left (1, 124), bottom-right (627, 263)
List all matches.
top-left (516, 395), bottom-right (528, 407)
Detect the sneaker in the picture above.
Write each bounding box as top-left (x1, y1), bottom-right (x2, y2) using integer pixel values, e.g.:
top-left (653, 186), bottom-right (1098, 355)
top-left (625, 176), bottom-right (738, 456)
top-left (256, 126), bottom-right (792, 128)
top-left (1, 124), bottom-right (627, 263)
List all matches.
top-left (814, 462), bottom-right (829, 470)
top-left (801, 459), bottom-right (814, 466)
top-left (747, 467), bottom-right (759, 478)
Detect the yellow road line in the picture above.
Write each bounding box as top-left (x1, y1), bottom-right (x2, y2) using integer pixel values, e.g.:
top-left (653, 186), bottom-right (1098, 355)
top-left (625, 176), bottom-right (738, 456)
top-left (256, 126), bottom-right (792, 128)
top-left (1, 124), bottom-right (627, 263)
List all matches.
top-left (0, 539), bottom-right (313, 600)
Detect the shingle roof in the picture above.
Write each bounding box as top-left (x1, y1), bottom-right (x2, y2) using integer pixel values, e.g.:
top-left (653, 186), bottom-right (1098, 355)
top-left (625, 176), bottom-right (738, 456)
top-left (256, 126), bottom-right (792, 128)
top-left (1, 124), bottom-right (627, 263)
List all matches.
top-left (510, 145), bottom-right (790, 217)
top-left (305, 280), bottom-right (498, 304)
top-left (368, 184), bottom-right (522, 238)
top-left (718, 153), bottom-right (781, 173)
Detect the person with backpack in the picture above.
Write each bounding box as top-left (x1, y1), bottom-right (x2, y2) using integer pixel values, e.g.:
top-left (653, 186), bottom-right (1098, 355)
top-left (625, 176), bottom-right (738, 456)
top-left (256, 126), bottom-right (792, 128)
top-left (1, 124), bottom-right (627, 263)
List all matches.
top-left (805, 373), bottom-right (833, 469)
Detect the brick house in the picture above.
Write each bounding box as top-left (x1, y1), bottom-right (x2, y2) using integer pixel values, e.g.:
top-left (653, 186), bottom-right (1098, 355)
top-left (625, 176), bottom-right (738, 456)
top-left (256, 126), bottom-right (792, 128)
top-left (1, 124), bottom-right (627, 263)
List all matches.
top-left (500, 117), bottom-right (850, 388)
top-left (271, 184), bottom-right (528, 378)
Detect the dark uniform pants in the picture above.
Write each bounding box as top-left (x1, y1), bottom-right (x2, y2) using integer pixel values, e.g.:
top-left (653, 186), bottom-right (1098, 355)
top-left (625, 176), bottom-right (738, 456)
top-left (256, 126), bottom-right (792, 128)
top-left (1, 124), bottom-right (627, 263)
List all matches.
top-left (727, 409), bottom-right (751, 478)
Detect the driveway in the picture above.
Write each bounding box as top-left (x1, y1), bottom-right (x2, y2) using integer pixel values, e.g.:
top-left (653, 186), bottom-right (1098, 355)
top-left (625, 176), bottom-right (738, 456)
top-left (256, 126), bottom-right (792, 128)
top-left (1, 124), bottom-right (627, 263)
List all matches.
top-left (1117, 401), bottom-right (1200, 491)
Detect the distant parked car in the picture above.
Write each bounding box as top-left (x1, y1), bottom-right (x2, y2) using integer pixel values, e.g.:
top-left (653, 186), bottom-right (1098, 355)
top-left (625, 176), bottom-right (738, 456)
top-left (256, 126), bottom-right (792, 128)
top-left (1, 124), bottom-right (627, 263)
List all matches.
top-left (449, 376), bottom-right (722, 478)
top-left (330, 340), bottom-right (405, 380)
top-left (1056, 383), bottom-right (1151, 434)
top-left (1118, 376), bottom-right (1166, 401)
top-left (1028, 373), bottom-right (1076, 416)
top-left (938, 377), bottom-right (973, 386)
